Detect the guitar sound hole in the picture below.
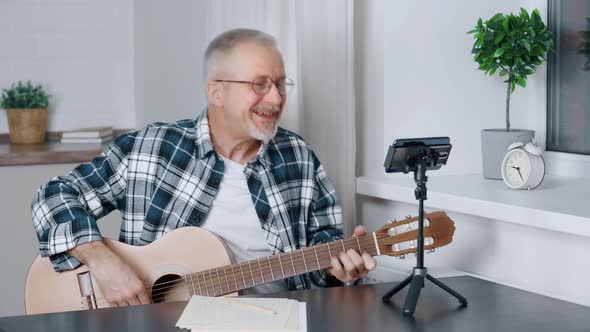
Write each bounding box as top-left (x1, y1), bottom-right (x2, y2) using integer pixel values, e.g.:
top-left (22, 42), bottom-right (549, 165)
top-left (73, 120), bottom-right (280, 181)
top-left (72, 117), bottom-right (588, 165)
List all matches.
top-left (151, 274), bottom-right (188, 303)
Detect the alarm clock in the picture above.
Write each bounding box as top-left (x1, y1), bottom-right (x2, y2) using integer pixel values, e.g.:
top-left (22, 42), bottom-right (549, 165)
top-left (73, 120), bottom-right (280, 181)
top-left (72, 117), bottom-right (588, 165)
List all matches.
top-left (500, 140), bottom-right (545, 190)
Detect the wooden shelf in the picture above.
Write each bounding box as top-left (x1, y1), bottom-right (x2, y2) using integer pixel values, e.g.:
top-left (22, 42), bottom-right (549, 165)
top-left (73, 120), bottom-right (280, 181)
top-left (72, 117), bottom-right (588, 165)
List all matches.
top-left (0, 130), bottom-right (130, 166)
top-left (0, 141), bottom-right (109, 166)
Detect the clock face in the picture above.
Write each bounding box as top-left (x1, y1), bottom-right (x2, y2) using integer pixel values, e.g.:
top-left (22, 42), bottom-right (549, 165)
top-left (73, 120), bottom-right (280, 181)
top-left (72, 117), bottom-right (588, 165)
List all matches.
top-left (502, 149), bottom-right (530, 188)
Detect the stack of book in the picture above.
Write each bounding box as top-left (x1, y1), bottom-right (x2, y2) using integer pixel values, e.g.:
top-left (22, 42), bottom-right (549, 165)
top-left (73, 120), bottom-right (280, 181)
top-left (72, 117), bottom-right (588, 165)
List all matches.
top-left (60, 126), bottom-right (113, 144)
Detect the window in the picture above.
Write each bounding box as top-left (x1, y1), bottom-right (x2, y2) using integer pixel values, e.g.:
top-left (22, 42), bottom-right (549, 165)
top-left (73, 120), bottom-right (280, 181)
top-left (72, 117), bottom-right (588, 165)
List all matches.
top-left (547, 0), bottom-right (590, 155)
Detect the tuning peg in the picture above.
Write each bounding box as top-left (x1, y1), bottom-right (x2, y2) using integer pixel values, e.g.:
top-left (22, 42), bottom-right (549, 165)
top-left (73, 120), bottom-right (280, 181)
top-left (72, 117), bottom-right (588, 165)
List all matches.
top-left (398, 254), bottom-right (406, 259)
top-left (427, 248), bottom-right (436, 254)
top-left (406, 215), bottom-right (412, 219)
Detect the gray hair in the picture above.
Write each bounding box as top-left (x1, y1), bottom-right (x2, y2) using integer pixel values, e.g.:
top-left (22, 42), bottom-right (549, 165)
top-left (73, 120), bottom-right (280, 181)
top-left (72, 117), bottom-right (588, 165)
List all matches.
top-left (203, 28), bottom-right (278, 80)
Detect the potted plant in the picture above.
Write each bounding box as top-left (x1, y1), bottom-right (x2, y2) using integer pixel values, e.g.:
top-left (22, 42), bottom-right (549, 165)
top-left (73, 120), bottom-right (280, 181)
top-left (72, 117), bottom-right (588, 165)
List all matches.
top-left (1, 81), bottom-right (50, 144)
top-left (468, 8), bottom-right (554, 179)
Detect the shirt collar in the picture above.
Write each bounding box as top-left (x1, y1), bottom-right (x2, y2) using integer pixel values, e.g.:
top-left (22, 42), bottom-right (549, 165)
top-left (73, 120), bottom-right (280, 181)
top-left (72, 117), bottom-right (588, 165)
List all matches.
top-left (194, 109), bottom-right (215, 159)
top-left (194, 108), bottom-right (273, 168)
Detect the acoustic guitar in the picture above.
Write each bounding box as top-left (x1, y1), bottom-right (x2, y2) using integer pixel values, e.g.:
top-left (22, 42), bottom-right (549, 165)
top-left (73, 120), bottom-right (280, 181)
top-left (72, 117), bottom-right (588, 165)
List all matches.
top-left (24, 211), bottom-right (455, 314)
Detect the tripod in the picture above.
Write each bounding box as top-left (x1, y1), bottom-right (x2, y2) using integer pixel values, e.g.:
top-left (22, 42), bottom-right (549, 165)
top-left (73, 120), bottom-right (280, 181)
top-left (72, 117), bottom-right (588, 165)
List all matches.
top-left (381, 159), bottom-right (468, 315)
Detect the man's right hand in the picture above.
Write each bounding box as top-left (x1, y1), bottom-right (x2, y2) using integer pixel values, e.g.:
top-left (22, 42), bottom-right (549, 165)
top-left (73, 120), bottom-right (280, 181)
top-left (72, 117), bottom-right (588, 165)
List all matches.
top-left (68, 241), bottom-right (151, 307)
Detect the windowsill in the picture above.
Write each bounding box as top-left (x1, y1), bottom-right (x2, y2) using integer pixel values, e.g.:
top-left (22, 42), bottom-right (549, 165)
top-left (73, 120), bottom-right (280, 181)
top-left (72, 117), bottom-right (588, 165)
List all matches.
top-left (356, 174), bottom-right (590, 238)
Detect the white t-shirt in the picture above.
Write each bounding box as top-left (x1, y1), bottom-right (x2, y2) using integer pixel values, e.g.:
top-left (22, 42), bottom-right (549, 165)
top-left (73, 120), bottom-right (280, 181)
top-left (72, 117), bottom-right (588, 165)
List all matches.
top-left (201, 155), bottom-right (289, 294)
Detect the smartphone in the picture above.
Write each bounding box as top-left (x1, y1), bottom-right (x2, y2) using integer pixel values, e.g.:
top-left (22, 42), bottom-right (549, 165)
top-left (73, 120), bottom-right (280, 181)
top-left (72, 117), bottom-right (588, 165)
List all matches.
top-left (384, 137), bottom-right (451, 173)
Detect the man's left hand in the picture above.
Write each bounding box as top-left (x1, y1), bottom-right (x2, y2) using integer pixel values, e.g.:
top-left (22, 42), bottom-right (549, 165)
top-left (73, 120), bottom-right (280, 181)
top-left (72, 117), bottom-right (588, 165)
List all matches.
top-left (326, 225), bottom-right (377, 283)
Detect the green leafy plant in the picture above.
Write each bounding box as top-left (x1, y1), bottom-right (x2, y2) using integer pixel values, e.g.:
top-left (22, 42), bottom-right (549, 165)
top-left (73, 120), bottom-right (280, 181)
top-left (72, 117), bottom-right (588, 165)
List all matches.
top-left (468, 8), bottom-right (554, 131)
top-left (0, 81), bottom-right (50, 109)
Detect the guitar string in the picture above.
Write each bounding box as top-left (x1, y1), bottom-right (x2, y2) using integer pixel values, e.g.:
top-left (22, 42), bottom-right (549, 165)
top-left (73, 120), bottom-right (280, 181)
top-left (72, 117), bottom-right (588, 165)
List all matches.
top-left (86, 236), bottom-right (387, 306)
top-left (119, 224), bottom-right (415, 295)
top-left (149, 237), bottom-right (381, 300)
top-left (150, 235), bottom-right (383, 294)
top-left (151, 234), bottom-right (398, 297)
top-left (136, 235), bottom-right (382, 294)
top-left (147, 238), bottom-right (394, 300)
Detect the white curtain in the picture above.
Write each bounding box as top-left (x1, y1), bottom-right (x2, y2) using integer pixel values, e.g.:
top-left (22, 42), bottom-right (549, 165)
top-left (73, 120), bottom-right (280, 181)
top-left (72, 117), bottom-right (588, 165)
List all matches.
top-left (295, 0), bottom-right (357, 233)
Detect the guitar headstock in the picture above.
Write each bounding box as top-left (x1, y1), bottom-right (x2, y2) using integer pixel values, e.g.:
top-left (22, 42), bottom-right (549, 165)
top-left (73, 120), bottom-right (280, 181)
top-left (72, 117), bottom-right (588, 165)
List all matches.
top-left (375, 211), bottom-right (455, 257)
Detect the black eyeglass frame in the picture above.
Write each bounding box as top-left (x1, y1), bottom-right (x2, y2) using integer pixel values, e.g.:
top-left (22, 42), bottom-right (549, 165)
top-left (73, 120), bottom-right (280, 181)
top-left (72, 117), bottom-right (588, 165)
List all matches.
top-left (213, 77), bottom-right (295, 96)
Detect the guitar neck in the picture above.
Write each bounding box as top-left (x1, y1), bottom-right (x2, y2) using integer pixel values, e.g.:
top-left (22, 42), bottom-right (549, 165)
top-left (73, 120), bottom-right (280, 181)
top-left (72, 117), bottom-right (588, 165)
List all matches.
top-left (185, 234), bottom-right (379, 297)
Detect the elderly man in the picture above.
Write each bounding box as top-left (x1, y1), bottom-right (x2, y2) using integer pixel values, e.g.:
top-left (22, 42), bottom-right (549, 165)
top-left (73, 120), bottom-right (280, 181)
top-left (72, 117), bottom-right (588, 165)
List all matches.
top-left (32, 28), bottom-right (376, 307)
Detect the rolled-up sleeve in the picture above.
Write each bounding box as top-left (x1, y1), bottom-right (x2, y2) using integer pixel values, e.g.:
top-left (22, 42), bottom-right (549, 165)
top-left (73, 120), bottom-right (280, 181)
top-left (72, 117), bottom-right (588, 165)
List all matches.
top-left (31, 132), bottom-right (136, 271)
top-left (306, 153), bottom-right (344, 288)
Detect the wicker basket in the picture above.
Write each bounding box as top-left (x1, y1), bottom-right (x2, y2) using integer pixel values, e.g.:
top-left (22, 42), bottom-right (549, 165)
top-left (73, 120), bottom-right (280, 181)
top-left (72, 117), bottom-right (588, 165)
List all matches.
top-left (6, 108), bottom-right (48, 144)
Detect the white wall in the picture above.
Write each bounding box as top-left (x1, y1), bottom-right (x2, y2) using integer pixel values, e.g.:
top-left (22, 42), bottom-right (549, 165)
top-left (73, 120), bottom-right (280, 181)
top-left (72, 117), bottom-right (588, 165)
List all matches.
top-left (134, 0), bottom-right (210, 127)
top-left (0, 0), bottom-right (135, 132)
top-left (383, 0), bottom-right (545, 175)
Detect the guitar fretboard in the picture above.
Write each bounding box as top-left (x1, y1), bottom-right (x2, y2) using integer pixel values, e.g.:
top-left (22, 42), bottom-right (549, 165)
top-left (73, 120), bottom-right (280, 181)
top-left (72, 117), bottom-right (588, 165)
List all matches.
top-left (184, 234), bottom-right (379, 297)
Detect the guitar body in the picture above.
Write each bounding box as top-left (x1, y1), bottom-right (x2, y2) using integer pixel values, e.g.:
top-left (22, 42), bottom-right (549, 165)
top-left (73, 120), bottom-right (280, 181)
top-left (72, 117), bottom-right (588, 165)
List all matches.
top-left (25, 227), bottom-right (233, 315)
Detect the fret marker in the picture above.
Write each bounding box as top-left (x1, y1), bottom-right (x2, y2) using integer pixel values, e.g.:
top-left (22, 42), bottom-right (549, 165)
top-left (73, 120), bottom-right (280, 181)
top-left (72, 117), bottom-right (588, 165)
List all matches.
top-left (268, 257), bottom-right (275, 281)
top-left (240, 264), bottom-right (247, 289)
top-left (313, 246), bottom-right (321, 270)
top-left (248, 261), bottom-right (255, 287)
top-left (355, 235), bottom-right (362, 253)
top-left (203, 273), bottom-right (209, 296)
top-left (279, 255), bottom-right (285, 278)
top-left (258, 258), bottom-right (265, 284)
top-left (301, 250), bottom-right (308, 272)
top-left (372, 232), bottom-right (381, 256)
top-left (195, 274), bottom-right (202, 296)
top-left (217, 269), bottom-right (223, 294)
top-left (223, 266), bottom-right (230, 294)
top-left (233, 266), bottom-right (238, 292)
top-left (289, 252), bottom-right (296, 276)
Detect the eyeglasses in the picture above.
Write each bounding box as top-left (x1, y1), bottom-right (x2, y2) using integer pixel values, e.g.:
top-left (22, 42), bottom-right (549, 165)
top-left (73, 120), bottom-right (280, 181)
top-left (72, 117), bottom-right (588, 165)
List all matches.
top-left (213, 76), bottom-right (295, 96)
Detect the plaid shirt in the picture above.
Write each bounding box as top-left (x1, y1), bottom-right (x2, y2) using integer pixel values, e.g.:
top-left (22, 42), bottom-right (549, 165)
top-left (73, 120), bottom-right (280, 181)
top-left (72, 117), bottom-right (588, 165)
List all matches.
top-left (32, 109), bottom-right (343, 290)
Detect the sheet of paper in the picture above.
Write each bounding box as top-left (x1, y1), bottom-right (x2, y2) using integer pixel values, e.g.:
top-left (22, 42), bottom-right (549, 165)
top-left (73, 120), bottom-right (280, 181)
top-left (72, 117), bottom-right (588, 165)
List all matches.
top-left (175, 295), bottom-right (306, 332)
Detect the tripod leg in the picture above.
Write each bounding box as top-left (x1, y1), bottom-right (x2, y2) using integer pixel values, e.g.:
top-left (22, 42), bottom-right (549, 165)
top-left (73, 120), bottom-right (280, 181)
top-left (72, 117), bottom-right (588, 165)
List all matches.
top-left (381, 274), bottom-right (412, 302)
top-left (403, 274), bottom-right (424, 315)
top-left (426, 274), bottom-right (468, 306)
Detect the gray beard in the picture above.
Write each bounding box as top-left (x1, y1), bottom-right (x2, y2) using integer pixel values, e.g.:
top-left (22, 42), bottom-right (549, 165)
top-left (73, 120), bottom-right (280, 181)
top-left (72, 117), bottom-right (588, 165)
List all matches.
top-left (250, 105), bottom-right (281, 143)
top-left (249, 122), bottom-right (278, 144)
